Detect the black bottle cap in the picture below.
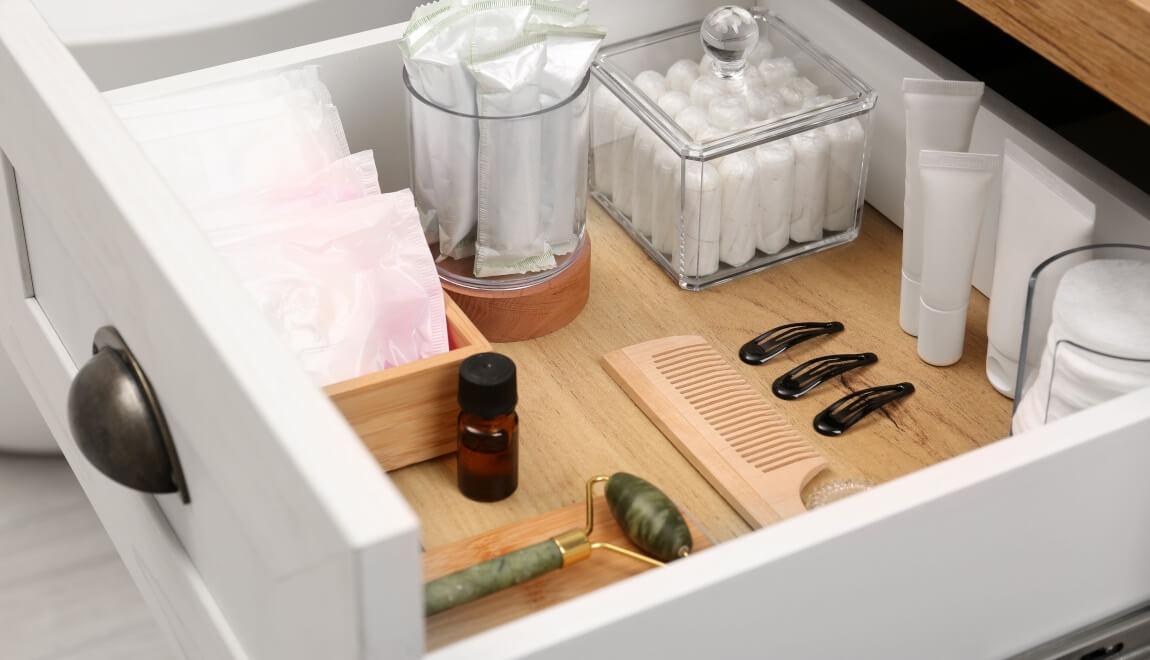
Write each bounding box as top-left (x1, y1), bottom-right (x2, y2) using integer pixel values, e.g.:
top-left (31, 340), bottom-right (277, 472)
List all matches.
top-left (458, 352), bottom-right (517, 418)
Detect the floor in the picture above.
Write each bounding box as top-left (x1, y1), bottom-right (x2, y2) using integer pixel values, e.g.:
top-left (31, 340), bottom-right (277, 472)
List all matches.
top-left (0, 452), bottom-right (173, 660)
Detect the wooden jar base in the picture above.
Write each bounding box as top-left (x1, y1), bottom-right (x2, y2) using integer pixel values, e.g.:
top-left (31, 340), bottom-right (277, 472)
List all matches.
top-left (442, 236), bottom-right (591, 343)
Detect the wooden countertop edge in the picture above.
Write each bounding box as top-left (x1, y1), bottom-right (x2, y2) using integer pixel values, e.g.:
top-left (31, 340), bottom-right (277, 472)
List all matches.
top-left (955, 0), bottom-right (1150, 125)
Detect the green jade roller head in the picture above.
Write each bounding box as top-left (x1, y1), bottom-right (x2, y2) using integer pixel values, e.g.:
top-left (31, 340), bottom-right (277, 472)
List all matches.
top-left (425, 472), bottom-right (693, 616)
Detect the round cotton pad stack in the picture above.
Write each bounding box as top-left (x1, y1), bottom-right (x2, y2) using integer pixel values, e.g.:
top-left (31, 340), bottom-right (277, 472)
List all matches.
top-left (592, 87), bottom-right (623, 195)
top-left (666, 59), bottom-right (700, 94)
top-left (1013, 259), bottom-right (1150, 434)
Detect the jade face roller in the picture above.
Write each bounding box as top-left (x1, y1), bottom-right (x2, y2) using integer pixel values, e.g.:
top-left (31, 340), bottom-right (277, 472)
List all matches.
top-left (425, 472), bottom-right (693, 616)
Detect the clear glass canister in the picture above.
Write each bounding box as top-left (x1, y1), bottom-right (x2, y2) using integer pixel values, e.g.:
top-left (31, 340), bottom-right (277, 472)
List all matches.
top-left (403, 68), bottom-right (590, 291)
top-left (590, 9), bottom-right (876, 290)
top-left (1011, 244), bottom-right (1150, 435)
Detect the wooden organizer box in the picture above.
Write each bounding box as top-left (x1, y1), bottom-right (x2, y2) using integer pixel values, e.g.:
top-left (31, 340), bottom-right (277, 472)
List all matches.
top-left (324, 294), bottom-right (491, 471)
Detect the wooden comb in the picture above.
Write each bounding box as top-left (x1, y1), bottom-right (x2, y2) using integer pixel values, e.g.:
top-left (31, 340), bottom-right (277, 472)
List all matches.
top-left (603, 336), bottom-right (827, 527)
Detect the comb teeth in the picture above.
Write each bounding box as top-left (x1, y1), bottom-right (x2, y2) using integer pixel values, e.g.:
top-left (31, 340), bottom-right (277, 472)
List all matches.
top-left (653, 346), bottom-right (819, 475)
top-left (604, 336), bottom-right (828, 527)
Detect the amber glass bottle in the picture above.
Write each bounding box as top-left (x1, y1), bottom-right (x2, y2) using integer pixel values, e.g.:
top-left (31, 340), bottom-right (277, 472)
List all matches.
top-left (457, 352), bottom-right (518, 502)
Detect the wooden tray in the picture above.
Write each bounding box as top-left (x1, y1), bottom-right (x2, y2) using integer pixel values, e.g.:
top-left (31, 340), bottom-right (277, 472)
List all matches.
top-left (424, 495), bottom-right (711, 650)
top-left (324, 294), bottom-right (491, 471)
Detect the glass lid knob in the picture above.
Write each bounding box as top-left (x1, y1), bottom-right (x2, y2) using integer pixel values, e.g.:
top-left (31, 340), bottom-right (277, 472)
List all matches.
top-left (701, 5), bottom-right (759, 79)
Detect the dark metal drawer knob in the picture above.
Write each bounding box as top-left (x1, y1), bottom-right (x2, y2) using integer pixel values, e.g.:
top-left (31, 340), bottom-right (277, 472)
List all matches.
top-left (67, 326), bottom-right (189, 503)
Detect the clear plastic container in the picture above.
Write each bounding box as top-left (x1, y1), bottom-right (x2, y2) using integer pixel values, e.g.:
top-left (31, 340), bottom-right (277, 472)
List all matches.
top-left (403, 68), bottom-right (590, 291)
top-left (1011, 244), bottom-right (1150, 435)
top-left (590, 9), bottom-right (876, 290)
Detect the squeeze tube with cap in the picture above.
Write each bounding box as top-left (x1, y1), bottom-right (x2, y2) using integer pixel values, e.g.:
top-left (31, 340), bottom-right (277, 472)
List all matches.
top-left (824, 118), bottom-right (866, 232)
top-left (755, 140), bottom-right (794, 254)
top-left (916, 150), bottom-right (999, 367)
top-left (470, 35), bottom-right (553, 277)
top-left (985, 139), bottom-right (1095, 397)
top-left (789, 129), bottom-right (829, 243)
top-left (536, 24), bottom-right (606, 255)
top-left (900, 78), bottom-right (984, 336)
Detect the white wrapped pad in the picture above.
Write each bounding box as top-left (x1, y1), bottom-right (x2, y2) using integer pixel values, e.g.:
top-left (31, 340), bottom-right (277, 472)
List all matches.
top-left (611, 105), bottom-right (642, 216)
top-left (592, 86), bottom-right (623, 195)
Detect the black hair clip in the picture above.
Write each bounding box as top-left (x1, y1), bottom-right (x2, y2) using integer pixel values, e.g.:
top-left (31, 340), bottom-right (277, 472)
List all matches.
top-left (739, 321), bottom-right (844, 365)
top-left (772, 353), bottom-right (878, 400)
top-left (813, 382), bottom-right (915, 437)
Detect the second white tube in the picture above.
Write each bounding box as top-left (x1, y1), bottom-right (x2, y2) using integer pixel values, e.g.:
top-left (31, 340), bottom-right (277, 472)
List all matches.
top-left (916, 150), bottom-right (999, 366)
top-left (900, 78), bottom-right (984, 336)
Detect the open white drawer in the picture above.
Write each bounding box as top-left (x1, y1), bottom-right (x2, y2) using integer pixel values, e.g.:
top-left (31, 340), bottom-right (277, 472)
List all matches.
top-left (2, 0), bottom-right (1150, 658)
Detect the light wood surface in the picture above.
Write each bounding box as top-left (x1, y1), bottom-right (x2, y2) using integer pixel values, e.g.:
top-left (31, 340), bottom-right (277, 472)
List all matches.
top-left (390, 201), bottom-right (1013, 550)
top-left (325, 295), bottom-right (491, 471)
top-left (954, 0), bottom-right (1150, 126)
top-left (423, 494), bottom-right (711, 650)
top-left (442, 237), bottom-right (592, 343)
top-left (603, 335), bottom-right (827, 527)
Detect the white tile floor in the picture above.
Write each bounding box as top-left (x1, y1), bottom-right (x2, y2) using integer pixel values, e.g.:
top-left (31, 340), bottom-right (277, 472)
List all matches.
top-left (0, 453), bottom-right (172, 660)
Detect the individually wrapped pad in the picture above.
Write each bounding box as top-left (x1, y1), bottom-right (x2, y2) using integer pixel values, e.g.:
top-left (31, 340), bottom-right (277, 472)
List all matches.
top-left (213, 191), bottom-right (448, 386)
top-left (824, 118), bottom-right (866, 232)
top-left (401, 1), bottom-right (536, 260)
top-left (536, 24), bottom-right (606, 255)
top-left (470, 35), bottom-right (554, 276)
top-left (196, 151), bottom-right (381, 236)
top-left (126, 86), bottom-right (349, 206)
top-left (651, 143), bottom-right (684, 256)
top-left (112, 66), bottom-right (327, 118)
top-left (790, 129), bottom-right (829, 243)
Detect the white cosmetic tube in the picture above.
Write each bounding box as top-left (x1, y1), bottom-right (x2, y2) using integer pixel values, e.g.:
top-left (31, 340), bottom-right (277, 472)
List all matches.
top-left (755, 140), bottom-right (795, 254)
top-left (985, 139), bottom-right (1096, 397)
top-left (916, 150), bottom-right (1000, 366)
top-left (789, 129), bottom-right (829, 243)
top-left (824, 118), bottom-right (866, 232)
top-left (900, 78), bottom-right (984, 336)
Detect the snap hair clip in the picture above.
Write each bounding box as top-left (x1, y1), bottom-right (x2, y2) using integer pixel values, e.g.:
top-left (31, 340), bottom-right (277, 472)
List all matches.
top-left (738, 321), bottom-right (844, 365)
top-left (772, 353), bottom-right (878, 400)
top-left (813, 382), bottom-right (915, 437)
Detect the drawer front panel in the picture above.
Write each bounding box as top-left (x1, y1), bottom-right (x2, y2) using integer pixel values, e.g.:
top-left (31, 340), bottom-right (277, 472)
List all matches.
top-left (0, 2), bottom-right (420, 658)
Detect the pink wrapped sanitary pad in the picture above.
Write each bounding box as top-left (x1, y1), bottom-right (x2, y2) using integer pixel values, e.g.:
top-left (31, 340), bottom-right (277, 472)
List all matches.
top-left (213, 190), bottom-right (449, 385)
